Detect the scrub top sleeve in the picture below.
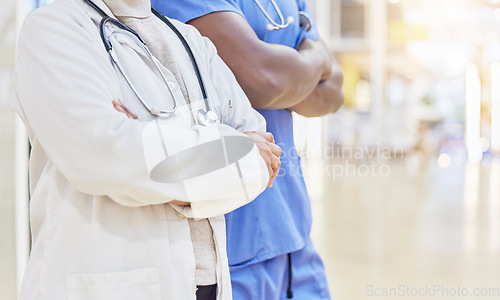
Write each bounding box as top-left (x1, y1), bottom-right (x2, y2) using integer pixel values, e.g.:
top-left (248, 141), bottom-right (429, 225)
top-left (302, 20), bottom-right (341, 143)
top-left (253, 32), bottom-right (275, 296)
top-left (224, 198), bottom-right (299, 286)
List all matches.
top-left (152, 0), bottom-right (244, 23)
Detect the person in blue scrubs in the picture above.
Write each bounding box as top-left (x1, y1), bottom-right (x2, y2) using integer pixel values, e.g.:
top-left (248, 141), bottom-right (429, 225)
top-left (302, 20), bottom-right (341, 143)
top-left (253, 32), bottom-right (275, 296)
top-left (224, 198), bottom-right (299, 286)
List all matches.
top-left (152, 0), bottom-right (344, 299)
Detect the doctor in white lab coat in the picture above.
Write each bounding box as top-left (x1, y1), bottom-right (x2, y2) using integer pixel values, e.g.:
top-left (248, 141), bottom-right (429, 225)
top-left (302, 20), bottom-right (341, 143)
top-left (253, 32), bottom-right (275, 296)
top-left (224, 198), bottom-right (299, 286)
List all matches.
top-left (11, 0), bottom-right (281, 299)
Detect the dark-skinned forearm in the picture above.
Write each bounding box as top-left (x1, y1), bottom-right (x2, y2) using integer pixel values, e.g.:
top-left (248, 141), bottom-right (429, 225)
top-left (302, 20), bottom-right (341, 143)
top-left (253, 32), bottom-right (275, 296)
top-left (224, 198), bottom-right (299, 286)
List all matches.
top-left (187, 12), bottom-right (331, 109)
top-left (289, 66), bottom-right (344, 117)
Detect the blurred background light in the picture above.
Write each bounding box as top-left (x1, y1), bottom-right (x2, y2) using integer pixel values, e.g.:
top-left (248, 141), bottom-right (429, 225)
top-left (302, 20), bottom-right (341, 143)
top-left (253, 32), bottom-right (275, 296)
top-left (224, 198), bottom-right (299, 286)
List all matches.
top-left (437, 152), bottom-right (451, 169)
top-left (465, 63), bottom-right (482, 163)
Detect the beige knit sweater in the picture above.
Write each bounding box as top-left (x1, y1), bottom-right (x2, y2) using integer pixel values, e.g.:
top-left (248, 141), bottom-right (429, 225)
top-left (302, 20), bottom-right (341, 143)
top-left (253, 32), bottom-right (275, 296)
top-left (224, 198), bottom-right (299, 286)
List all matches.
top-left (103, 0), bottom-right (217, 286)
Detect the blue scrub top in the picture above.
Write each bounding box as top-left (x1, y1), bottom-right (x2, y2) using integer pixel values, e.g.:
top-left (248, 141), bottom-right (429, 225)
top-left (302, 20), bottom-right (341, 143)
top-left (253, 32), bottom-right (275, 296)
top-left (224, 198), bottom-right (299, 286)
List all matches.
top-left (152, 0), bottom-right (320, 266)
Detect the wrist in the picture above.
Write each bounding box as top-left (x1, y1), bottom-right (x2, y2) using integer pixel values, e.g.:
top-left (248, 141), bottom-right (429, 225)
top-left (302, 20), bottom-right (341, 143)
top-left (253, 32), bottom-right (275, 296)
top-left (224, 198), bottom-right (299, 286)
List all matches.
top-left (298, 39), bottom-right (332, 79)
top-left (298, 46), bottom-right (325, 79)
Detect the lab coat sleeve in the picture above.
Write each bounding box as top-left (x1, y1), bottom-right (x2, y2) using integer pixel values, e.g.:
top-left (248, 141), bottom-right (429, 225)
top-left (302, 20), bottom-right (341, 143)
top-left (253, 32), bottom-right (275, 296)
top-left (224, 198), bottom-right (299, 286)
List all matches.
top-left (13, 6), bottom-right (268, 217)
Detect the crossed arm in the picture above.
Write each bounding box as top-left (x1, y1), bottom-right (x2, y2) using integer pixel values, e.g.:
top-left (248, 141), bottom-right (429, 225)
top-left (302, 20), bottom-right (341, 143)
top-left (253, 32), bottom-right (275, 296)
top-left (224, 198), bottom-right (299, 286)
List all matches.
top-left (289, 49), bottom-right (344, 117)
top-left (186, 11), bottom-right (344, 117)
top-left (113, 100), bottom-right (282, 207)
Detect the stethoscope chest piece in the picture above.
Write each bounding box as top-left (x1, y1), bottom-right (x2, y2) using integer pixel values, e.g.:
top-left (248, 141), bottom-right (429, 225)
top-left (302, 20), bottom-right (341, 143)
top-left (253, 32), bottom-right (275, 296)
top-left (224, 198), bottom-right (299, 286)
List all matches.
top-left (197, 109), bottom-right (220, 126)
top-left (254, 0), bottom-right (295, 31)
top-left (265, 16), bottom-right (294, 31)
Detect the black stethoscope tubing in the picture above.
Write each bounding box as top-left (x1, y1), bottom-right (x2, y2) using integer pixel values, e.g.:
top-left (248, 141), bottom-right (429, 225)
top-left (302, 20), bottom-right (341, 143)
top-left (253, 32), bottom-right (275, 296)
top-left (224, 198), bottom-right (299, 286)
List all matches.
top-left (151, 8), bottom-right (211, 110)
top-left (83, 0), bottom-right (212, 116)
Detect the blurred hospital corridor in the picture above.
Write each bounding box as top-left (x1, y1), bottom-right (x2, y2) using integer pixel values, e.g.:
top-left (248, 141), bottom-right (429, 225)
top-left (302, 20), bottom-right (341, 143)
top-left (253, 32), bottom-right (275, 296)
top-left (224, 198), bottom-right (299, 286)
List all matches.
top-left (301, 150), bottom-right (500, 299)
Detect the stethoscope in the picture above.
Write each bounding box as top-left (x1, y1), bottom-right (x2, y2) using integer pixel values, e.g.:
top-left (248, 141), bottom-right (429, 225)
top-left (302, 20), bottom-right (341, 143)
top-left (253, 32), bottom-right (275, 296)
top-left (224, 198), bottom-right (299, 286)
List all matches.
top-left (254, 0), bottom-right (312, 33)
top-left (83, 0), bottom-right (219, 126)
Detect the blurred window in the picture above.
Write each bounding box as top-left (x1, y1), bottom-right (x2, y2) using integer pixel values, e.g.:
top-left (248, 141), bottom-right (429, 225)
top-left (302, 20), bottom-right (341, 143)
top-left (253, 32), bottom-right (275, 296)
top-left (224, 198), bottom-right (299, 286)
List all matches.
top-left (340, 0), bottom-right (366, 38)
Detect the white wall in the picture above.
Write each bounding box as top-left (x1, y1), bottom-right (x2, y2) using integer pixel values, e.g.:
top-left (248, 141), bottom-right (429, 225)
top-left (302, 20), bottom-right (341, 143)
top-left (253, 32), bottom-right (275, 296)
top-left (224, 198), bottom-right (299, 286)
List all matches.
top-left (0, 0), bottom-right (18, 293)
top-left (0, 110), bottom-right (17, 300)
top-left (1, 0), bottom-right (28, 299)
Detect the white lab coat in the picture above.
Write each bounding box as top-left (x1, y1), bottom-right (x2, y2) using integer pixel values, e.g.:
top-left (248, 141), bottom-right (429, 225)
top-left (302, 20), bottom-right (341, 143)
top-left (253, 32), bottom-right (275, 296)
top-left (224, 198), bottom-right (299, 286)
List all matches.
top-left (11, 0), bottom-right (269, 299)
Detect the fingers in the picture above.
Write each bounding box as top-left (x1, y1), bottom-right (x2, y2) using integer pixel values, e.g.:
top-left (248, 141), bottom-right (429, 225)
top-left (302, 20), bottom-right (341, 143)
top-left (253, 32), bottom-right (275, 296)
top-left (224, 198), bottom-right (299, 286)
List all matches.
top-left (263, 141), bottom-right (281, 187)
top-left (244, 131), bottom-right (274, 143)
top-left (112, 100), bottom-right (126, 113)
top-left (268, 154), bottom-right (281, 187)
top-left (270, 142), bottom-right (282, 158)
top-left (243, 131), bottom-right (281, 187)
top-left (121, 104), bottom-right (138, 119)
top-left (258, 131), bottom-right (275, 143)
top-left (257, 153), bottom-right (275, 188)
top-left (112, 99), bottom-right (138, 119)
top-left (266, 132), bottom-right (275, 143)
top-left (268, 143), bottom-right (281, 187)
top-left (266, 158), bottom-right (274, 188)
top-left (266, 162), bottom-right (280, 187)
top-left (170, 200), bottom-right (190, 206)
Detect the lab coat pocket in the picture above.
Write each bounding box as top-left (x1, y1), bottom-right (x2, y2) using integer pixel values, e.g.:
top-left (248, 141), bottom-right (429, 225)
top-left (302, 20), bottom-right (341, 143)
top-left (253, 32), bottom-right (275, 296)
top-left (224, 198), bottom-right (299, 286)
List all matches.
top-left (66, 267), bottom-right (161, 300)
top-left (217, 100), bottom-right (233, 125)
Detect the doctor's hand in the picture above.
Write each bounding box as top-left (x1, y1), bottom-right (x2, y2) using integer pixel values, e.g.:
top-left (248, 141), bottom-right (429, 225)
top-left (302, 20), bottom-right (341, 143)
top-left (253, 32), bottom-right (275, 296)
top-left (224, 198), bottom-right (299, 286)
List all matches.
top-left (112, 99), bottom-right (138, 119)
top-left (244, 131), bottom-right (281, 187)
top-left (170, 200), bottom-right (190, 206)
